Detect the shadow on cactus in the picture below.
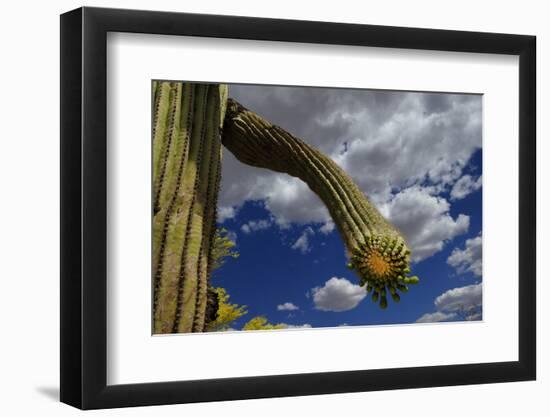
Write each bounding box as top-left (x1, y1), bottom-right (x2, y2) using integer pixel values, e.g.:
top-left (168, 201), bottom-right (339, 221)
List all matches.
top-left (152, 81), bottom-right (420, 334)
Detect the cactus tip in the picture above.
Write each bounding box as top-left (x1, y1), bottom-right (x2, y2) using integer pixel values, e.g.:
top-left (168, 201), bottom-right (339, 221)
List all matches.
top-left (349, 235), bottom-right (419, 308)
top-left (403, 276), bottom-right (420, 285)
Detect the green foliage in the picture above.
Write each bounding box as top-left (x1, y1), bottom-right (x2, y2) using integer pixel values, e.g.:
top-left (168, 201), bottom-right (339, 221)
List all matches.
top-left (242, 316), bottom-right (286, 331)
top-left (211, 228), bottom-right (239, 271)
top-left (203, 228), bottom-right (240, 330)
top-left (206, 288), bottom-right (248, 332)
top-left (206, 288), bottom-right (285, 332)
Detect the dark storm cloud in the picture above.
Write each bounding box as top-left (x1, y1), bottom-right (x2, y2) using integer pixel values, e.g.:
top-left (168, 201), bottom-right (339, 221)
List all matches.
top-left (422, 93), bottom-right (454, 115)
top-left (229, 84), bottom-right (412, 154)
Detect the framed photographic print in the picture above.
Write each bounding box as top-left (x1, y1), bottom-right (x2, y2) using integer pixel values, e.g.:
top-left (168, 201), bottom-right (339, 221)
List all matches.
top-left (60, 6), bottom-right (536, 409)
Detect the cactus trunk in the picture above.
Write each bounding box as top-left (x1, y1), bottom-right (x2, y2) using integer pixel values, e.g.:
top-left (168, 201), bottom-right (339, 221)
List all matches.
top-left (152, 81), bottom-right (227, 333)
top-left (222, 99), bottom-right (418, 308)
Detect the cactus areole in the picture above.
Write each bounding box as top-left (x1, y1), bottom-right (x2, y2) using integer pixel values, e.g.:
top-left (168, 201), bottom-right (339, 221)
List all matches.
top-left (222, 98), bottom-right (419, 309)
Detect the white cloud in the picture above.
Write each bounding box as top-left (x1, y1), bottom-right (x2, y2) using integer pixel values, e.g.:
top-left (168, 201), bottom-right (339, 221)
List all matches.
top-left (218, 206), bottom-right (236, 223)
top-left (331, 93), bottom-right (482, 204)
top-left (417, 282), bottom-right (482, 323)
top-left (277, 302), bottom-right (299, 311)
top-left (283, 323), bottom-right (312, 329)
top-left (382, 186), bottom-right (470, 262)
top-left (240, 219), bottom-right (271, 234)
top-left (447, 233), bottom-right (482, 276)
top-left (435, 283), bottom-right (482, 313)
top-left (450, 175), bottom-right (482, 200)
top-left (416, 311), bottom-right (458, 323)
top-left (219, 161), bottom-right (331, 228)
top-left (291, 227), bottom-right (315, 254)
top-left (466, 311), bottom-right (482, 321)
top-left (264, 177), bottom-right (331, 228)
top-left (319, 221), bottom-right (335, 234)
top-left (311, 277), bottom-right (367, 312)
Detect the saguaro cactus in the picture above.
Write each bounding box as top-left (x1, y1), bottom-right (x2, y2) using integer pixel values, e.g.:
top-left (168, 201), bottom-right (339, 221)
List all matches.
top-left (222, 99), bottom-right (419, 309)
top-left (153, 82), bottom-right (419, 335)
top-left (152, 81), bottom-right (227, 333)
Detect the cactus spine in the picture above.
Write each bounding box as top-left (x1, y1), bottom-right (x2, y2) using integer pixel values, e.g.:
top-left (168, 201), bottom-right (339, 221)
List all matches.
top-left (152, 81), bottom-right (227, 333)
top-left (222, 99), bottom-right (419, 308)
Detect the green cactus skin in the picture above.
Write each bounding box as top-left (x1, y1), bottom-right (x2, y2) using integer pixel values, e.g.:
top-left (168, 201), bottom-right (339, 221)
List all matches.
top-left (152, 81), bottom-right (227, 333)
top-left (222, 99), bottom-right (419, 308)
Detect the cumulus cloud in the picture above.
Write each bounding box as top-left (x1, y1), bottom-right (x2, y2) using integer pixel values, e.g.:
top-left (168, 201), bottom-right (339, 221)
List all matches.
top-left (283, 323), bottom-right (312, 329)
top-left (241, 219), bottom-right (271, 234)
top-left (319, 221), bottom-right (335, 234)
top-left (450, 175), bottom-right (482, 200)
top-left (277, 302), bottom-right (299, 311)
top-left (435, 283), bottom-right (482, 313)
top-left (311, 277), bottom-right (367, 312)
top-left (218, 85), bottom-right (481, 262)
top-left (291, 227), bottom-right (315, 254)
top-left (382, 186), bottom-right (470, 262)
top-left (218, 206), bottom-right (237, 223)
top-left (465, 311), bottom-right (482, 321)
top-left (447, 233), bottom-right (482, 276)
top-left (417, 283), bottom-right (482, 323)
top-left (416, 311), bottom-right (458, 323)
top-left (219, 160), bottom-right (331, 227)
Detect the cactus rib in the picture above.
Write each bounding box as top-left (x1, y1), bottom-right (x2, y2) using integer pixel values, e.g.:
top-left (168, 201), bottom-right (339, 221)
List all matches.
top-left (152, 82), bottom-right (227, 333)
top-left (222, 98), bottom-right (419, 308)
top-left (152, 83), bottom-right (194, 332)
top-left (191, 86), bottom-right (225, 332)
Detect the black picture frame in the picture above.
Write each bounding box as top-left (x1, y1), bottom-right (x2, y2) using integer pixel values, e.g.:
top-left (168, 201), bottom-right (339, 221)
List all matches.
top-left (60, 6), bottom-right (536, 410)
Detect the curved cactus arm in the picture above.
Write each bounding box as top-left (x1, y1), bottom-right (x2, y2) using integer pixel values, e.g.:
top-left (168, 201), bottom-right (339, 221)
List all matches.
top-left (152, 82), bottom-right (227, 333)
top-left (222, 99), bottom-right (419, 308)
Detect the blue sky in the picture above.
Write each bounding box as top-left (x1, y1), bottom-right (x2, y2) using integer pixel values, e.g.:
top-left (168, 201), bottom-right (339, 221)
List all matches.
top-left (211, 84), bottom-right (482, 330)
